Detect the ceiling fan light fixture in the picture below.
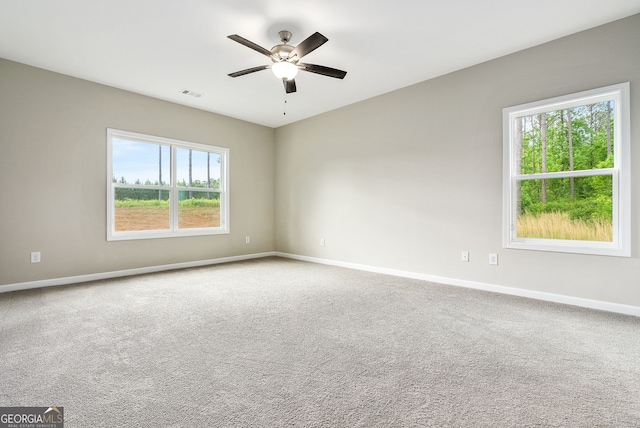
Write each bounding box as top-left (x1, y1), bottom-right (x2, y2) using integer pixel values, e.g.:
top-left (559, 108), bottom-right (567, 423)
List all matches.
top-left (228, 31), bottom-right (347, 94)
top-left (271, 61), bottom-right (298, 81)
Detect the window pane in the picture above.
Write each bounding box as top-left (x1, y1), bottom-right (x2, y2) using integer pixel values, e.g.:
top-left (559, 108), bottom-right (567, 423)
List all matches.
top-left (516, 176), bottom-right (612, 241)
top-left (114, 189), bottom-right (170, 231)
top-left (178, 190), bottom-right (221, 229)
top-left (112, 139), bottom-right (170, 185)
top-left (515, 101), bottom-right (615, 175)
top-left (176, 148), bottom-right (221, 189)
top-left (108, 129), bottom-right (229, 240)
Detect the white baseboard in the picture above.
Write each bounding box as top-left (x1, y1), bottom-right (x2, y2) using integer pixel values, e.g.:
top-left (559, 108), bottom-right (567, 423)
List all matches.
top-left (275, 252), bottom-right (640, 318)
top-left (4, 251), bottom-right (638, 318)
top-left (0, 252), bottom-right (276, 294)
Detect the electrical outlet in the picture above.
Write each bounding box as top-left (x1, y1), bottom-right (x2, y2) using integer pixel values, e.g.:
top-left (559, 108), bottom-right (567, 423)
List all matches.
top-left (320, 238), bottom-right (325, 247)
top-left (489, 253), bottom-right (498, 265)
top-left (31, 252), bottom-right (41, 263)
top-left (461, 251), bottom-right (469, 262)
top-left (245, 236), bottom-right (250, 244)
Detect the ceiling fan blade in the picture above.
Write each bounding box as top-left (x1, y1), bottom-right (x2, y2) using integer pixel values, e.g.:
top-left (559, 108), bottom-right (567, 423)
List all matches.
top-left (228, 65), bottom-right (270, 78)
top-left (284, 79), bottom-right (297, 94)
top-left (290, 32), bottom-right (328, 60)
top-left (298, 63), bottom-right (347, 79)
top-left (228, 34), bottom-right (273, 58)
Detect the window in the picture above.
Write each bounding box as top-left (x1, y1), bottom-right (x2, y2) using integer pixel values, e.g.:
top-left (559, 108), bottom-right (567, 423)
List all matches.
top-left (503, 83), bottom-right (630, 256)
top-left (107, 129), bottom-right (229, 240)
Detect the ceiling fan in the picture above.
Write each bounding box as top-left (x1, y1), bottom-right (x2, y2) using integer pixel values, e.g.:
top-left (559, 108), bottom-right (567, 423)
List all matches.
top-left (227, 30), bottom-right (347, 94)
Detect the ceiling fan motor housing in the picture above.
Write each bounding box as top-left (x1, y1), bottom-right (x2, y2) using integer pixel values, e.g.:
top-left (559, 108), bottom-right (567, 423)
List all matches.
top-left (271, 44), bottom-right (295, 61)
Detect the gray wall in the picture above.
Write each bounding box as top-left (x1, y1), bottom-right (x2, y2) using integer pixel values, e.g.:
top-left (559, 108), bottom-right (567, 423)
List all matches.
top-left (0, 59), bottom-right (275, 285)
top-left (2, 15), bottom-right (639, 309)
top-left (275, 14), bottom-right (640, 307)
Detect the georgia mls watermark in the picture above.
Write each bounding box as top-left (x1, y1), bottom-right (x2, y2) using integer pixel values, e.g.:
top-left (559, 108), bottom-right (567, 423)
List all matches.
top-left (0, 407), bottom-right (63, 428)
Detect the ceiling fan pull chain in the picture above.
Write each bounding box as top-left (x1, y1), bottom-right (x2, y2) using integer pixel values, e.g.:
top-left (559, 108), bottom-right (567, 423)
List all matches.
top-left (283, 94), bottom-right (287, 116)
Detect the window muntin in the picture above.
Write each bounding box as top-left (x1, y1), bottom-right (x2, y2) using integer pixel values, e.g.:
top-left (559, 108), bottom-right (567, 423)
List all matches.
top-left (503, 83), bottom-right (629, 256)
top-left (107, 129), bottom-right (229, 240)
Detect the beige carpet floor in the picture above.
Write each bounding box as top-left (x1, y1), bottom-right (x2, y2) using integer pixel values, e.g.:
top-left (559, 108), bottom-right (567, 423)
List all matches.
top-left (1, 257), bottom-right (639, 427)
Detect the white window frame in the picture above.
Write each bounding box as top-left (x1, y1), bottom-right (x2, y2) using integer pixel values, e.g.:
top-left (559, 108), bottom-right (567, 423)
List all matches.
top-left (107, 128), bottom-right (230, 241)
top-left (502, 82), bottom-right (630, 257)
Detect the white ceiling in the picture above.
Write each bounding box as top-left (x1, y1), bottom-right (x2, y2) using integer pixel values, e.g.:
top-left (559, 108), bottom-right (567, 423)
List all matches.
top-left (1, 1), bottom-right (639, 128)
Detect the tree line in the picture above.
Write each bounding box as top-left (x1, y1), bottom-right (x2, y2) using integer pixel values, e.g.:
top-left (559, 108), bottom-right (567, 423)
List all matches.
top-left (113, 148), bottom-right (221, 201)
top-left (515, 100), bottom-right (614, 224)
top-left (112, 177), bottom-right (221, 201)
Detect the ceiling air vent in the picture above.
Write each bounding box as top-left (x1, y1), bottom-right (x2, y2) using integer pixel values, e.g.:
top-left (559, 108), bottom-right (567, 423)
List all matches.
top-left (181, 89), bottom-right (202, 97)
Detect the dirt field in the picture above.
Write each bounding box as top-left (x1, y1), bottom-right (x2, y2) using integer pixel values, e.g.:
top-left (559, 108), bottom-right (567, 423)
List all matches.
top-left (115, 206), bottom-right (220, 231)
